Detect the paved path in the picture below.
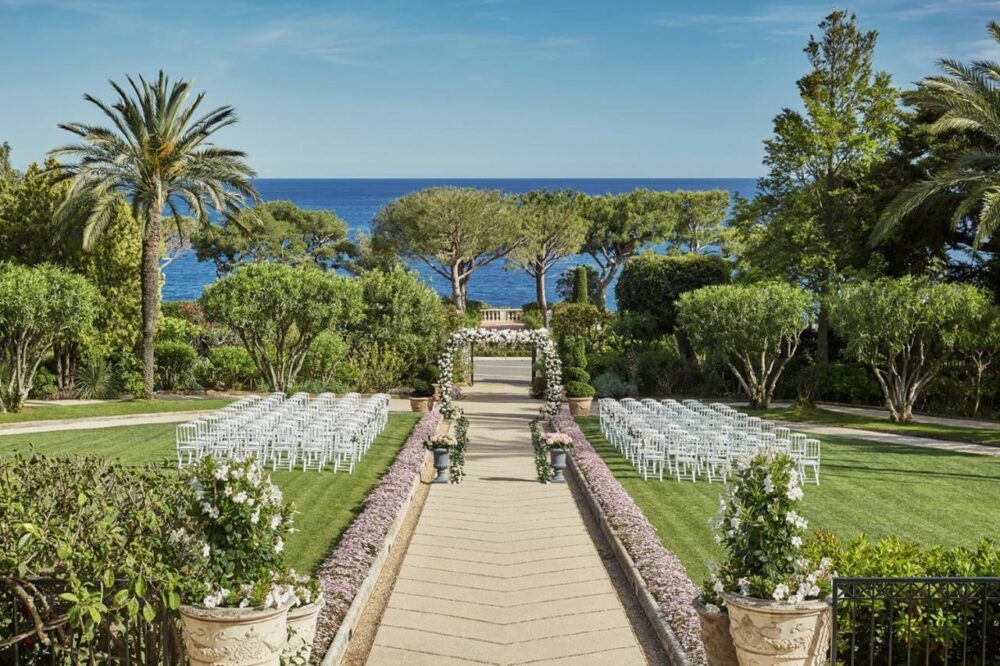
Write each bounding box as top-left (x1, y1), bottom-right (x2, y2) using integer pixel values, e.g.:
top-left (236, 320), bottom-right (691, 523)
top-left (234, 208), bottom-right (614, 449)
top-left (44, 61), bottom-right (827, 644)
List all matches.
top-left (781, 421), bottom-right (1000, 458)
top-left (367, 381), bottom-right (646, 665)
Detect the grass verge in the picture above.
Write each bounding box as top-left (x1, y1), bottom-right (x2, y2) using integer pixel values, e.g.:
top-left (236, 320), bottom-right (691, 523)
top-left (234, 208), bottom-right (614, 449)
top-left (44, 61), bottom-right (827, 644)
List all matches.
top-left (0, 412), bottom-right (422, 573)
top-left (576, 415), bottom-right (1000, 584)
top-left (0, 398), bottom-right (235, 425)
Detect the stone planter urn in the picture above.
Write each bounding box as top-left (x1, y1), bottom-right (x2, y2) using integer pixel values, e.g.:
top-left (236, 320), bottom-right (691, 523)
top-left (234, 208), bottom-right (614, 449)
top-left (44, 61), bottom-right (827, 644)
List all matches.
top-left (283, 595), bottom-right (324, 663)
top-left (179, 603), bottom-right (289, 666)
top-left (410, 397), bottom-right (433, 413)
top-left (548, 447), bottom-right (567, 483)
top-left (432, 447), bottom-right (450, 483)
top-left (567, 397), bottom-right (592, 415)
top-left (722, 593), bottom-right (832, 666)
top-left (692, 596), bottom-right (738, 666)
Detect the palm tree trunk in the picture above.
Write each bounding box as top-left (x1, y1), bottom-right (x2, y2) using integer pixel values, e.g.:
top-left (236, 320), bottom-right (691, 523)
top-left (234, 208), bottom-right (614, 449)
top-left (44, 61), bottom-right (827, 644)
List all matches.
top-left (140, 208), bottom-right (162, 399)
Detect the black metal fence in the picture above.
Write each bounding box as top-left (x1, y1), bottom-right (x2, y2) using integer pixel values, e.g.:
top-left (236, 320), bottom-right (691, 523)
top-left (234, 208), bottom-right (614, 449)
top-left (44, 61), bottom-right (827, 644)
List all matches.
top-left (832, 577), bottom-right (1000, 665)
top-left (0, 584), bottom-right (184, 665)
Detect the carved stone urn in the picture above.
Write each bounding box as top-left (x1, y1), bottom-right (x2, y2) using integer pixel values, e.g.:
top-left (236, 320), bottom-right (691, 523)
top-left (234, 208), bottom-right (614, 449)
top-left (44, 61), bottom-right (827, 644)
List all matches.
top-left (692, 596), bottom-right (738, 666)
top-left (179, 603), bottom-right (289, 666)
top-left (283, 594), bottom-right (324, 663)
top-left (721, 593), bottom-right (832, 666)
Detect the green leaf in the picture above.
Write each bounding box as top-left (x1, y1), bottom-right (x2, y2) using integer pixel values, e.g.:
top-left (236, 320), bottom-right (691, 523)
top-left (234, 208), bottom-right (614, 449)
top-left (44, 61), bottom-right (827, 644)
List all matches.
top-left (142, 602), bottom-right (156, 623)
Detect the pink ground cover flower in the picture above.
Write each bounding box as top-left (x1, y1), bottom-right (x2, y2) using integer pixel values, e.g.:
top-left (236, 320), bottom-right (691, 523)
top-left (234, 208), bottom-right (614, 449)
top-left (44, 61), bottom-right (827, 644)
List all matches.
top-left (312, 411), bottom-right (442, 655)
top-left (552, 414), bottom-right (707, 664)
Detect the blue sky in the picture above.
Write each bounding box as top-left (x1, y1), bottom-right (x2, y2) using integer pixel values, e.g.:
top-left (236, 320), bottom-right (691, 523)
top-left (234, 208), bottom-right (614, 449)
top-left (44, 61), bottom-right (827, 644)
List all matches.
top-left (1, 0), bottom-right (998, 177)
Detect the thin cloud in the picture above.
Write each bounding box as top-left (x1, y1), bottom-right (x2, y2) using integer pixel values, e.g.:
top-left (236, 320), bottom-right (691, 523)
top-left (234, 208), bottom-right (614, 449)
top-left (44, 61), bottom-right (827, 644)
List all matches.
top-left (896, 0), bottom-right (1000, 19)
top-left (649, 5), bottom-right (833, 36)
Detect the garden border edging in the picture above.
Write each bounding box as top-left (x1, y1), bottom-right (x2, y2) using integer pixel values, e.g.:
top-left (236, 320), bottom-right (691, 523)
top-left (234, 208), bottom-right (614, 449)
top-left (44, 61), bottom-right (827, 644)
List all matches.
top-left (566, 452), bottom-right (692, 666)
top-left (320, 449), bottom-right (430, 666)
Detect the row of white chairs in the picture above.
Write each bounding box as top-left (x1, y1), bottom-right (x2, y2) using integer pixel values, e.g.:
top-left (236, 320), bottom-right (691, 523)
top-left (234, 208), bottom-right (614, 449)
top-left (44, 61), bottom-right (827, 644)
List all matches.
top-left (598, 398), bottom-right (821, 484)
top-left (175, 392), bottom-right (390, 473)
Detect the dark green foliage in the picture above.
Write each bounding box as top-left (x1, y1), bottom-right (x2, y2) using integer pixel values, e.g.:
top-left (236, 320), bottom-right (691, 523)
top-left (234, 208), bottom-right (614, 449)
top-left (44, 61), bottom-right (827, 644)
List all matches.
top-left (634, 337), bottom-right (684, 395)
top-left (154, 341), bottom-right (197, 390)
top-left (29, 367), bottom-right (59, 399)
top-left (572, 265), bottom-right (589, 304)
top-left (593, 371), bottom-right (636, 399)
top-left (814, 362), bottom-right (881, 405)
top-left (0, 454), bottom-right (193, 656)
top-left (551, 303), bottom-right (602, 340)
top-left (563, 367), bottom-right (591, 384)
top-left (206, 345), bottom-right (258, 390)
top-left (565, 380), bottom-right (596, 398)
top-left (807, 530), bottom-right (1000, 661)
top-left (410, 379), bottom-right (434, 398)
top-left (555, 264), bottom-right (600, 303)
top-left (567, 337), bottom-right (587, 370)
top-left (193, 200), bottom-right (356, 274)
top-left (616, 253), bottom-right (731, 338)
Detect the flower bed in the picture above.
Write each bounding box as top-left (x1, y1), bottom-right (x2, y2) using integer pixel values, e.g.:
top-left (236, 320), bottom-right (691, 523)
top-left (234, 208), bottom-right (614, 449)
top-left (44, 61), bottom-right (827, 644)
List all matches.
top-left (552, 414), bottom-right (706, 664)
top-left (312, 411), bottom-right (441, 654)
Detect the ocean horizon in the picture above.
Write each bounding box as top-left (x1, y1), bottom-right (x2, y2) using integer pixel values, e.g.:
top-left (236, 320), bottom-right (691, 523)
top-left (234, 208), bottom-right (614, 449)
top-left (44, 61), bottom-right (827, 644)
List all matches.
top-left (163, 177), bottom-right (758, 309)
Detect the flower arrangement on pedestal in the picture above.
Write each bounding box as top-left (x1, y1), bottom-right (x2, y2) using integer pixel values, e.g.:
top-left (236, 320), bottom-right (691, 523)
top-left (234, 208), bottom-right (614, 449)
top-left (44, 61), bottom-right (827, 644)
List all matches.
top-left (177, 456), bottom-right (321, 666)
top-left (437, 327), bottom-right (563, 415)
top-left (699, 451), bottom-right (833, 666)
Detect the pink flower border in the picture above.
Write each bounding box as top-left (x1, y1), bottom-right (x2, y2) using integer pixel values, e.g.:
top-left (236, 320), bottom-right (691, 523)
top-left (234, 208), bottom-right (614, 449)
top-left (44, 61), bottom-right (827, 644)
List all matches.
top-left (312, 411), bottom-right (442, 652)
top-left (552, 414), bottom-right (707, 663)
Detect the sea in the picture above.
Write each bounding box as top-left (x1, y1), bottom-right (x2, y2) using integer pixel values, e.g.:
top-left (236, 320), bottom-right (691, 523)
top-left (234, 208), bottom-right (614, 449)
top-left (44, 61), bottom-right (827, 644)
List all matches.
top-left (163, 178), bottom-right (758, 310)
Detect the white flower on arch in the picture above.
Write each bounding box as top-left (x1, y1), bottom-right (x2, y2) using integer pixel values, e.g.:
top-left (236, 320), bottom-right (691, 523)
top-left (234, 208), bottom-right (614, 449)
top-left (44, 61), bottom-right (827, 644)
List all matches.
top-left (437, 328), bottom-right (563, 414)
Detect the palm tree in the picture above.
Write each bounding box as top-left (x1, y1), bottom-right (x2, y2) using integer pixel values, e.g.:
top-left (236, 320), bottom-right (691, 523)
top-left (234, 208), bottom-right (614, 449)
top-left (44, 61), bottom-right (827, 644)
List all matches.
top-left (51, 72), bottom-right (258, 398)
top-left (875, 22), bottom-right (1000, 247)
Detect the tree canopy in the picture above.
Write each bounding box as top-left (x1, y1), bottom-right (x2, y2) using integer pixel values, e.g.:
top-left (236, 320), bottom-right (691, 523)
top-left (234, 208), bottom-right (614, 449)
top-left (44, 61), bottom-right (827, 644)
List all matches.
top-left (580, 189), bottom-right (676, 309)
top-left (505, 190), bottom-right (589, 324)
top-left (828, 276), bottom-right (986, 422)
top-left (677, 282), bottom-right (813, 407)
top-left (200, 262), bottom-right (361, 392)
top-left (371, 186), bottom-right (522, 311)
top-left (193, 200), bottom-right (357, 275)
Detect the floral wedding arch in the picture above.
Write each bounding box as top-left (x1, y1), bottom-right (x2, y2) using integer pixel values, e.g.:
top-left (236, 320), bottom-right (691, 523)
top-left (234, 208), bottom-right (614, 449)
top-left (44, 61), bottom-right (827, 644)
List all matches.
top-left (437, 328), bottom-right (563, 416)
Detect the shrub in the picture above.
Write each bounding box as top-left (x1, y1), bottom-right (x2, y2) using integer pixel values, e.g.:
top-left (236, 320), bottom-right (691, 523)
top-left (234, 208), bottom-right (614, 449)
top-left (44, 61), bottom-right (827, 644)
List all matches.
top-left (806, 531), bottom-right (1000, 661)
top-left (157, 315), bottom-right (198, 346)
top-left (828, 277), bottom-right (987, 422)
top-left (523, 309), bottom-right (544, 330)
top-left (563, 367), bottom-right (591, 384)
top-left (410, 379), bottom-right (434, 398)
top-left (555, 264), bottom-right (600, 303)
top-left (346, 342), bottom-right (408, 393)
top-left (635, 337), bottom-right (683, 395)
top-left (565, 380), bottom-right (596, 398)
top-left (0, 263), bottom-right (101, 412)
top-left (29, 366), bottom-right (59, 399)
top-left (207, 345), bottom-right (258, 390)
top-left (678, 282), bottom-right (813, 408)
top-left (200, 262), bottom-right (362, 392)
top-left (572, 264), bottom-right (589, 304)
top-left (593, 371), bottom-right (636, 398)
top-left (616, 252), bottom-right (731, 338)
top-left (0, 454), bottom-right (193, 654)
top-left (814, 362), bottom-right (881, 405)
top-left (154, 340), bottom-right (198, 390)
top-left (75, 356), bottom-right (120, 399)
top-left (551, 302), bottom-right (602, 340)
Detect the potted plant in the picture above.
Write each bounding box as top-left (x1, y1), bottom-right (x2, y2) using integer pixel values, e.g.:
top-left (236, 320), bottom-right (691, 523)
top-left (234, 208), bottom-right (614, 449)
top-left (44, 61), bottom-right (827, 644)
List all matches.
top-left (424, 432), bottom-right (457, 484)
top-left (409, 379), bottom-right (435, 413)
top-left (692, 584), bottom-right (739, 666)
top-left (562, 337), bottom-right (594, 415)
top-left (177, 456), bottom-right (304, 666)
top-left (707, 452), bottom-right (834, 666)
top-left (280, 571), bottom-right (324, 663)
top-left (541, 431), bottom-right (574, 483)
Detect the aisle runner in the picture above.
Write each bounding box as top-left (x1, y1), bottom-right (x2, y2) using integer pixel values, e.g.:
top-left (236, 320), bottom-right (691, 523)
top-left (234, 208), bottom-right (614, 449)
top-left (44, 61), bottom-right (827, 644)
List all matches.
top-left (367, 381), bottom-right (646, 665)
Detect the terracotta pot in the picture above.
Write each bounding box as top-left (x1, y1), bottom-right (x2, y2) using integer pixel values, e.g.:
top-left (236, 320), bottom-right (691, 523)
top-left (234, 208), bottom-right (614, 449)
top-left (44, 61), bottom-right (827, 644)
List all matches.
top-left (722, 592), bottom-right (832, 666)
top-left (693, 596), bottom-right (739, 666)
top-left (179, 603), bottom-right (289, 666)
top-left (410, 397), bottom-right (433, 413)
top-left (567, 396), bottom-right (593, 415)
top-left (283, 595), bottom-right (324, 663)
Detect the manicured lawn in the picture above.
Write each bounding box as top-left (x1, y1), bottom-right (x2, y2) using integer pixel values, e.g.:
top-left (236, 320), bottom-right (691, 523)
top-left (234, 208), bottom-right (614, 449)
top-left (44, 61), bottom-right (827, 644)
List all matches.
top-left (0, 412), bottom-right (422, 574)
top-left (576, 416), bottom-right (1000, 584)
top-left (749, 404), bottom-right (1000, 447)
top-left (0, 398), bottom-right (235, 424)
